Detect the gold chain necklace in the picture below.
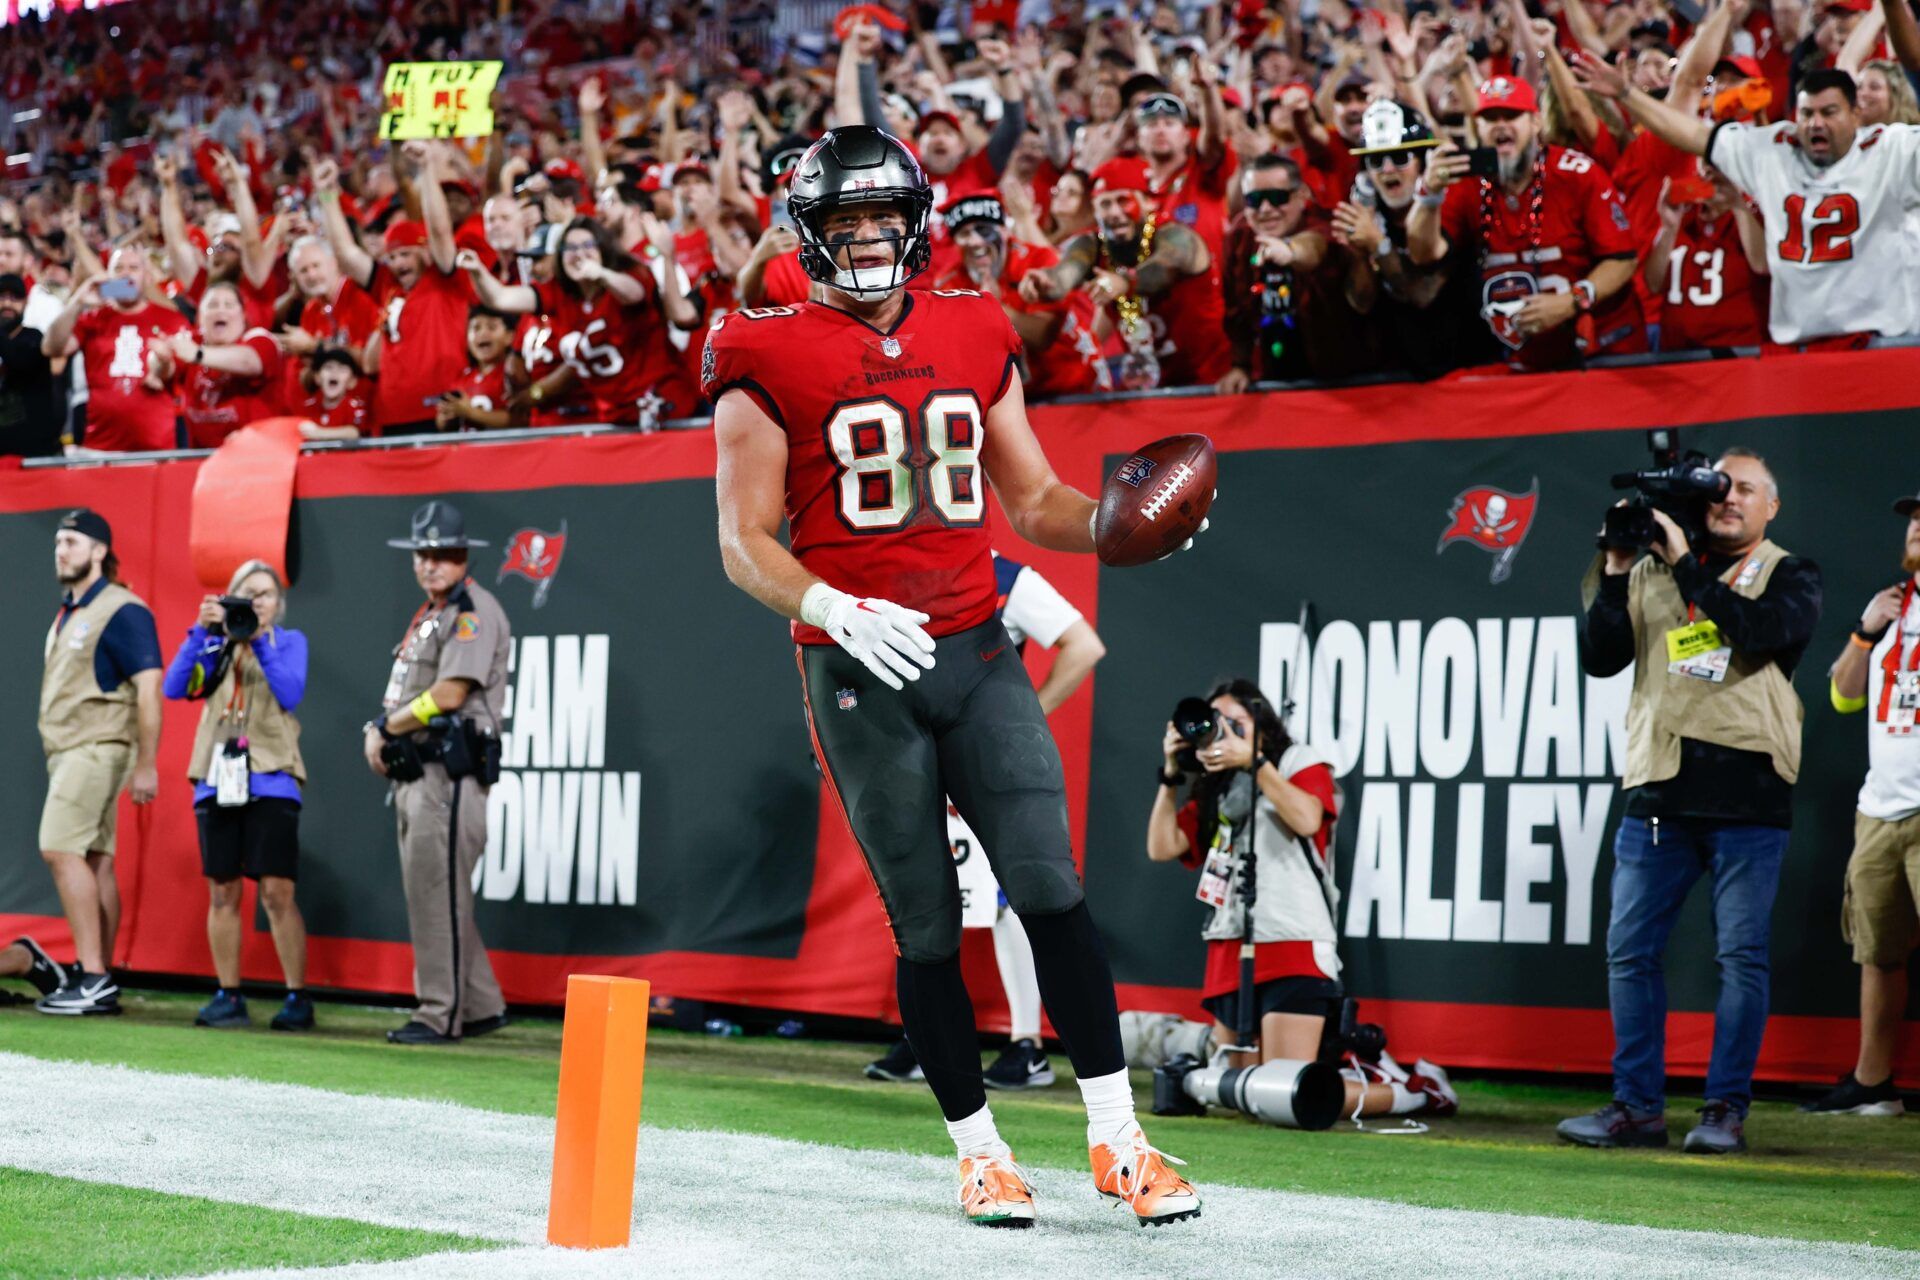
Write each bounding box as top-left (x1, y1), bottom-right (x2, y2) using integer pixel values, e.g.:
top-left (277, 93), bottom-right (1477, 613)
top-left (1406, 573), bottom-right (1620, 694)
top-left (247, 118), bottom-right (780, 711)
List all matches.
top-left (1100, 211), bottom-right (1157, 334)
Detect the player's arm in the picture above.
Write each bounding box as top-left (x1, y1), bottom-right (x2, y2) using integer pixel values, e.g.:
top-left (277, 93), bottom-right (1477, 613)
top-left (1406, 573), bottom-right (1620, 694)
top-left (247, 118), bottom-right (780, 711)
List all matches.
top-left (980, 372), bottom-right (1097, 554)
top-left (714, 387), bottom-right (935, 688)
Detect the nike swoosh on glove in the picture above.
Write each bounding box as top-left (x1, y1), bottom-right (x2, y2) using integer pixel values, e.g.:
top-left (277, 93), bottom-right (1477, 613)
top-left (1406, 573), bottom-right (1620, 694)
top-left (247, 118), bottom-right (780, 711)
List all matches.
top-left (801, 583), bottom-right (938, 691)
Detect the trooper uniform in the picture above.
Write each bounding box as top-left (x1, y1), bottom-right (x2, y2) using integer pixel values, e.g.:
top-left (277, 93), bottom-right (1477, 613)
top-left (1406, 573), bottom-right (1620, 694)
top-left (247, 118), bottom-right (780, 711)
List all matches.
top-left (376, 501), bottom-right (511, 1042)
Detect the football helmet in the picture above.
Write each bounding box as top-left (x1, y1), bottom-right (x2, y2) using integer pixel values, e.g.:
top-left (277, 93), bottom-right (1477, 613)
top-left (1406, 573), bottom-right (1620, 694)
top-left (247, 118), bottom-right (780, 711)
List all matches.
top-left (787, 125), bottom-right (934, 298)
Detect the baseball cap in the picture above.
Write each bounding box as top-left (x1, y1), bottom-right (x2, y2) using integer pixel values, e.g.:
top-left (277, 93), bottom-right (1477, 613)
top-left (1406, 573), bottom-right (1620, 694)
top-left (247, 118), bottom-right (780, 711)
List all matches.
top-left (311, 344), bottom-right (361, 375)
top-left (59, 508), bottom-right (112, 547)
top-left (1090, 156), bottom-right (1153, 196)
top-left (1895, 492), bottom-right (1920, 516)
top-left (1332, 71), bottom-right (1373, 101)
top-left (915, 109), bottom-right (965, 137)
top-left (942, 194), bottom-right (1006, 233)
top-left (385, 219), bottom-right (428, 250)
top-left (0, 272), bottom-right (26, 299)
top-left (1714, 54), bottom-right (1765, 80)
top-left (670, 159), bottom-right (713, 183)
top-left (1475, 75), bottom-right (1539, 116)
top-left (1824, 0), bottom-right (1871, 13)
top-left (207, 211), bottom-right (243, 242)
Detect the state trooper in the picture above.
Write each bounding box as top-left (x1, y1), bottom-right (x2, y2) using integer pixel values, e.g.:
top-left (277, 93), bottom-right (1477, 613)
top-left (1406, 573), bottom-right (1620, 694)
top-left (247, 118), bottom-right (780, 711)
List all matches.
top-left (363, 500), bottom-right (512, 1045)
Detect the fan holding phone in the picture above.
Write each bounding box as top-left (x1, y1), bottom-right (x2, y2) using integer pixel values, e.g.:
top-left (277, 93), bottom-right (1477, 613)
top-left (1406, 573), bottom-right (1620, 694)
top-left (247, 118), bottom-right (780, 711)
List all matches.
top-left (1641, 165), bottom-right (1771, 353)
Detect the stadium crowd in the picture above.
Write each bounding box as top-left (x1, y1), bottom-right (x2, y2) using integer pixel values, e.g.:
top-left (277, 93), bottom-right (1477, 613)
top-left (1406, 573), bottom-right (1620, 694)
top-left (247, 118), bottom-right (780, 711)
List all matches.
top-left (1, 0), bottom-right (1919, 458)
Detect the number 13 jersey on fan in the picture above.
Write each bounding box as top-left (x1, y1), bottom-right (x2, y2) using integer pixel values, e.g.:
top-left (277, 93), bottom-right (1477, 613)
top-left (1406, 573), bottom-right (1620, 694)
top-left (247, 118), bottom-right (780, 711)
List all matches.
top-left (702, 289), bottom-right (1023, 645)
top-left (1708, 119), bottom-right (1920, 344)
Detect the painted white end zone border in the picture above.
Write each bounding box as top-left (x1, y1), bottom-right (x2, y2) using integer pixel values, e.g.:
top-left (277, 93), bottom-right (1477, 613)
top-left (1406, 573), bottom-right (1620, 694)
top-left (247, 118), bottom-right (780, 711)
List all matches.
top-left (0, 1052), bottom-right (1912, 1280)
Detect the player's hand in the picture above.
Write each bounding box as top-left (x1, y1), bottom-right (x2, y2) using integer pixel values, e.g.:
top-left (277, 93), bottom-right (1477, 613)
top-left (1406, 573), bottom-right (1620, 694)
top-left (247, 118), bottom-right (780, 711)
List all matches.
top-left (803, 585), bottom-right (938, 691)
top-left (1423, 142), bottom-right (1471, 194)
top-left (1862, 584), bottom-right (1905, 633)
top-left (129, 763), bottom-right (159, 805)
top-left (1157, 491), bottom-right (1214, 559)
top-left (364, 727), bottom-right (390, 778)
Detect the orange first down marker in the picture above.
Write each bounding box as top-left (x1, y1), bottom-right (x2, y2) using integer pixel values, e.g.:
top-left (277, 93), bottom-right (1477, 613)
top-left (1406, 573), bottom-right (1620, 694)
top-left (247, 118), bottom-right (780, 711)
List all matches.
top-left (547, 975), bottom-right (651, 1249)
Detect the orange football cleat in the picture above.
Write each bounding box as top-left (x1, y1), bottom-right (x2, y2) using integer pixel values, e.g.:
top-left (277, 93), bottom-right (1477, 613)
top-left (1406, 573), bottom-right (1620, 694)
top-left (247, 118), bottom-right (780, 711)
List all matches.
top-left (1091, 1124), bottom-right (1201, 1226)
top-left (958, 1151), bottom-right (1037, 1228)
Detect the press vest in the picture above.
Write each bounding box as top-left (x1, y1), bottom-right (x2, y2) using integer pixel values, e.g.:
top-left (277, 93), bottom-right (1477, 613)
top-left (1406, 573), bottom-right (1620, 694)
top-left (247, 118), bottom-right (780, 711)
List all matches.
top-left (186, 632), bottom-right (307, 784)
top-left (40, 581), bottom-right (146, 755)
top-left (1620, 538), bottom-right (1804, 788)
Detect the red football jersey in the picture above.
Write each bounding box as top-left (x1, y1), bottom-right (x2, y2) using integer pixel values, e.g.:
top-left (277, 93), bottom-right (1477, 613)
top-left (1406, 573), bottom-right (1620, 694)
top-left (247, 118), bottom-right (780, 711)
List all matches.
top-left (368, 263), bottom-right (475, 429)
top-left (1440, 145), bottom-right (1646, 368)
top-left (935, 239), bottom-right (1102, 397)
top-left (185, 267), bottom-right (279, 329)
top-left (511, 313), bottom-right (581, 425)
top-left (448, 359), bottom-right (511, 414)
top-left (702, 290), bottom-right (1023, 645)
top-left (1152, 141), bottom-right (1237, 261)
top-left (179, 331), bottom-right (284, 448)
top-left (535, 273), bottom-right (697, 425)
top-left (1099, 248), bottom-right (1231, 388)
top-left (299, 390), bottom-right (370, 431)
top-left (72, 302), bottom-right (192, 452)
top-left (290, 279), bottom-right (384, 413)
top-left (1655, 207), bottom-right (1769, 351)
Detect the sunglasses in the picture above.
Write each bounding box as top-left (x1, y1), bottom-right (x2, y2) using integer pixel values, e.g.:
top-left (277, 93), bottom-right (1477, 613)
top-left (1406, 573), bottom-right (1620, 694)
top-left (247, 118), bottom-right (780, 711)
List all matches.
top-left (1134, 93), bottom-right (1188, 121)
top-left (1245, 187), bottom-right (1299, 208)
top-left (1362, 148), bottom-right (1422, 169)
top-left (1436, 113), bottom-right (1467, 129)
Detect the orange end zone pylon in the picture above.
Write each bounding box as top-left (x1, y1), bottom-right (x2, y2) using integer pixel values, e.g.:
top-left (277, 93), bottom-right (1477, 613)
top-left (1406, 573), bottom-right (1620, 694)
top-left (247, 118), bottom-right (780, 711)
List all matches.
top-left (547, 974), bottom-right (651, 1249)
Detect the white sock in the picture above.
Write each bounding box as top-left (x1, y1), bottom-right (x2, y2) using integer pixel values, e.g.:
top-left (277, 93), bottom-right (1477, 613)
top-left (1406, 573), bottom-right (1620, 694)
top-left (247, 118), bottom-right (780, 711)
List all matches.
top-left (946, 1104), bottom-right (1010, 1158)
top-left (991, 911), bottom-right (1043, 1044)
top-left (1077, 1068), bottom-right (1137, 1148)
top-left (1387, 1081), bottom-right (1424, 1115)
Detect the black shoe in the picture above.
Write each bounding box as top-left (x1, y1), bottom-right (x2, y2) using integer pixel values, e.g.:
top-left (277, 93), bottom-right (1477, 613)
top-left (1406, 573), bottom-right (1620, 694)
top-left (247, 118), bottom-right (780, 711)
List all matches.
top-left (1800, 1072), bottom-right (1905, 1117)
top-left (984, 1038), bottom-right (1056, 1090)
top-left (386, 1020), bottom-right (457, 1045)
top-left (35, 971), bottom-right (120, 1017)
top-left (195, 990), bottom-right (252, 1029)
top-left (1555, 1100), bottom-right (1668, 1148)
top-left (270, 992), bottom-right (316, 1032)
top-left (864, 1038), bottom-right (924, 1082)
top-left (11, 937), bottom-right (63, 998)
top-left (462, 1012), bottom-right (510, 1038)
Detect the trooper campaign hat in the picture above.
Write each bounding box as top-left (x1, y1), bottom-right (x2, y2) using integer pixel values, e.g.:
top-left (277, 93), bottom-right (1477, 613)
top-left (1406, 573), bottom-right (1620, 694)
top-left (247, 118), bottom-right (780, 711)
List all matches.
top-left (387, 500), bottom-right (489, 550)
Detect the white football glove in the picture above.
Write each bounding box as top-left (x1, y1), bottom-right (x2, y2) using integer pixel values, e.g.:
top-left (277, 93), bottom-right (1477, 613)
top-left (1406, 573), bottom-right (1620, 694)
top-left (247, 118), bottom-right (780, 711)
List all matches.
top-left (1160, 491), bottom-right (1216, 559)
top-left (801, 583), bottom-right (938, 691)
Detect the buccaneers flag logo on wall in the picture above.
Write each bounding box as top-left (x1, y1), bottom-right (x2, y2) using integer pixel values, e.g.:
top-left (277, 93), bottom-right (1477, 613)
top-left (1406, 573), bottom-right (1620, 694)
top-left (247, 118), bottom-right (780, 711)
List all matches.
top-left (1437, 480), bottom-right (1538, 584)
top-left (498, 521), bottom-right (568, 608)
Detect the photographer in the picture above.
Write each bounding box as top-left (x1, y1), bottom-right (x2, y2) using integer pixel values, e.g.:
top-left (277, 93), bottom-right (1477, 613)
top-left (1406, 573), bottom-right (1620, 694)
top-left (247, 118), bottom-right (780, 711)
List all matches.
top-left (161, 561), bottom-right (313, 1032)
top-left (1145, 680), bottom-right (1453, 1122)
top-left (1567, 449), bottom-right (1823, 1154)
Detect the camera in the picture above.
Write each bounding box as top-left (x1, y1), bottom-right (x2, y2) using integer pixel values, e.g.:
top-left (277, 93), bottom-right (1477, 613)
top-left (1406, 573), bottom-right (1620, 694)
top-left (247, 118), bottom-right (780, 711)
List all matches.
top-left (1169, 695), bottom-right (1243, 773)
top-left (1598, 428), bottom-right (1731, 551)
top-left (215, 595), bottom-right (260, 642)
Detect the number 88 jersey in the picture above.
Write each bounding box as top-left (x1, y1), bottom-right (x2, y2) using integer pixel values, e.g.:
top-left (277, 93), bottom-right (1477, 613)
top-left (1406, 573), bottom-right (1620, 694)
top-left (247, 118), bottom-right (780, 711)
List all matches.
top-left (1708, 119), bottom-right (1920, 343)
top-left (703, 289), bottom-right (1024, 645)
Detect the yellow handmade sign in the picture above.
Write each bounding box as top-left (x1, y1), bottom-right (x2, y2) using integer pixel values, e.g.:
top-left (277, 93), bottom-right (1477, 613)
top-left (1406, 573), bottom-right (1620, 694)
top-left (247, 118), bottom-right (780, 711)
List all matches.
top-left (379, 62), bottom-right (504, 140)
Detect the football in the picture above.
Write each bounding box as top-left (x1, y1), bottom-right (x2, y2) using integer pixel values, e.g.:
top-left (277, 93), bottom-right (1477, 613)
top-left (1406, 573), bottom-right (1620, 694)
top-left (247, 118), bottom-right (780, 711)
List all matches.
top-left (1094, 434), bottom-right (1218, 567)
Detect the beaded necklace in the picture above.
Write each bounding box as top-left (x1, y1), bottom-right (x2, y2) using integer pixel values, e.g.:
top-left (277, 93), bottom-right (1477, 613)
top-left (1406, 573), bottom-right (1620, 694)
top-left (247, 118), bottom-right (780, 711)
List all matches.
top-left (1099, 210), bottom-right (1157, 334)
top-left (1477, 144), bottom-right (1547, 276)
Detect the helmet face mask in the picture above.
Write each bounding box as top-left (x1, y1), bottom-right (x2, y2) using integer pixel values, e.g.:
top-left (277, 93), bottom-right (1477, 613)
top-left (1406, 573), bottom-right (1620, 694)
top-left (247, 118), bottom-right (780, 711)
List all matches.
top-left (788, 126), bottom-right (934, 299)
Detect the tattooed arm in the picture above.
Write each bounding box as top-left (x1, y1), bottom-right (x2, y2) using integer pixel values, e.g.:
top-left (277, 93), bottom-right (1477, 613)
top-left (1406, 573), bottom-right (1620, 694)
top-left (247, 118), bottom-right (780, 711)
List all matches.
top-left (1016, 232), bottom-right (1100, 303)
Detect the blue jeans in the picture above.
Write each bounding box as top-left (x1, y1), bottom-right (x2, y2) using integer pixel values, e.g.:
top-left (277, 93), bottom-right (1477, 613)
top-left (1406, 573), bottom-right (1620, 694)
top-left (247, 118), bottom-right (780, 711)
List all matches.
top-left (1606, 816), bottom-right (1789, 1115)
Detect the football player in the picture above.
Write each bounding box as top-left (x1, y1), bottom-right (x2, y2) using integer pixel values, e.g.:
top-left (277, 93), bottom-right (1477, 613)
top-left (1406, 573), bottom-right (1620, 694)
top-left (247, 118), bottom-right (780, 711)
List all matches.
top-left (707, 126), bottom-right (1202, 1230)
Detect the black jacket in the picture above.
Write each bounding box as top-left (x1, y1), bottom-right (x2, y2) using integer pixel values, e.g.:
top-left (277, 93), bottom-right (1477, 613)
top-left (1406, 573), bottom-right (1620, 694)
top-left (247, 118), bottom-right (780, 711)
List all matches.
top-left (0, 323), bottom-right (63, 458)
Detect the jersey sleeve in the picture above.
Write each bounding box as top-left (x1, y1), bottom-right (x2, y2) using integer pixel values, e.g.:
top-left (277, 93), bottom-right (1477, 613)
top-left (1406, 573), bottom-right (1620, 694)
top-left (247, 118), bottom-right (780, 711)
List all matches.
top-left (1866, 123), bottom-right (1920, 207)
top-left (619, 267), bottom-right (656, 305)
top-left (1706, 121), bottom-right (1774, 200)
top-left (1003, 565), bottom-right (1083, 649)
top-left (1580, 166), bottom-right (1638, 259)
top-left (975, 291), bottom-right (1022, 404)
top-left (96, 601), bottom-right (163, 686)
top-left (243, 330), bottom-right (282, 380)
top-left (699, 308), bottom-right (786, 421)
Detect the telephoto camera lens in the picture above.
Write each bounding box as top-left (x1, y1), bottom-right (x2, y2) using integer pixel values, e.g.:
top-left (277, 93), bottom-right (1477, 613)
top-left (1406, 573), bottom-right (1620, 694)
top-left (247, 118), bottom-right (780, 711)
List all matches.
top-left (220, 596), bottom-right (261, 643)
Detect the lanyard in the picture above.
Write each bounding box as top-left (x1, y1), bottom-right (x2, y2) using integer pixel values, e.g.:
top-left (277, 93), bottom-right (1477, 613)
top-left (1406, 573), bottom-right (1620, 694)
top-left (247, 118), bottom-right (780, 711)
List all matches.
top-left (222, 643), bottom-right (248, 727)
top-left (1686, 551), bottom-right (1756, 623)
top-left (1876, 579), bottom-right (1919, 723)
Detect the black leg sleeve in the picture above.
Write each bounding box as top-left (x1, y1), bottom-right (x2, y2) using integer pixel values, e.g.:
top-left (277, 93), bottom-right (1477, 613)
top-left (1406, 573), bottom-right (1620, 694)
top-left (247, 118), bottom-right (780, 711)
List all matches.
top-left (1019, 901), bottom-right (1126, 1080)
top-left (896, 954), bottom-right (988, 1123)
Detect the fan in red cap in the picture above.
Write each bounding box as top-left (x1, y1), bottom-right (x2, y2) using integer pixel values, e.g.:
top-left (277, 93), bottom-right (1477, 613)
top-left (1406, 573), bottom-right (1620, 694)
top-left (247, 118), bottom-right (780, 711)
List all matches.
top-left (1132, 76), bottom-right (1234, 262)
top-left (1405, 73), bottom-right (1646, 372)
top-left (1016, 152), bottom-right (1230, 389)
top-left (908, 33), bottom-right (1030, 281)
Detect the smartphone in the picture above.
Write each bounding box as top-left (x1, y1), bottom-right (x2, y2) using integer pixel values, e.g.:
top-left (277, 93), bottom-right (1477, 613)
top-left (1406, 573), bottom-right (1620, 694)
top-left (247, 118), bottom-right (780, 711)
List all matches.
top-left (1466, 147), bottom-right (1500, 180)
top-left (99, 276), bottom-right (139, 303)
top-left (1667, 174), bottom-right (1716, 204)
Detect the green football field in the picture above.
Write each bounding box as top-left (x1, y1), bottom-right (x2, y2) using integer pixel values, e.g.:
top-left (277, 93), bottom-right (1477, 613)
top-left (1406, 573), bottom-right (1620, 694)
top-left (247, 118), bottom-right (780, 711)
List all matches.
top-left (0, 988), bottom-right (1916, 1279)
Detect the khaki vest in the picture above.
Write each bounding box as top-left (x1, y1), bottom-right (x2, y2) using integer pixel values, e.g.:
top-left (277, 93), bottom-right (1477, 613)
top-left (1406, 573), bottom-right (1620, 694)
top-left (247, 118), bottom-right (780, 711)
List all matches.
top-left (1615, 538), bottom-right (1804, 788)
top-left (40, 581), bottom-right (146, 755)
top-left (187, 631), bottom-right (307, 784)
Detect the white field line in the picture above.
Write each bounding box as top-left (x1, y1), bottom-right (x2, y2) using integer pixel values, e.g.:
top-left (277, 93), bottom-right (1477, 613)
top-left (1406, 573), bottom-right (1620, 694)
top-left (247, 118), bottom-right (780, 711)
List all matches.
top-left (0, 1052), bottom-right (1913, 1280)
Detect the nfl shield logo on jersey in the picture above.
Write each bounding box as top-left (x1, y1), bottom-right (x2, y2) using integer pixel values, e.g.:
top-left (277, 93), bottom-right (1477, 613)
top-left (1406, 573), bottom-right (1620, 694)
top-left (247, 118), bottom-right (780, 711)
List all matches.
top-left (881, 337), bottom-right (902, 359)
top-left (837, 687), bottom-right (858, 710)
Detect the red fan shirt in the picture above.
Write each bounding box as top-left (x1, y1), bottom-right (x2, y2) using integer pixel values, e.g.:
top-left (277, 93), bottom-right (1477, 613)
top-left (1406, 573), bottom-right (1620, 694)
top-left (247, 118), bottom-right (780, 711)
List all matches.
top-left (1439, 145), bottom-right (1647, 369)
top-left (926, 150), bottom-right (1005, 281)
top-left (184, 267), bottom-right (280, 330)
top-left (1655, 207), bottom-right (1769, 351)
top-left (71, 302), bottom-right (192, 452)
top-left (178, 330), bottom-right (283, 448)
top-left (535, 273), bottom-right (697, 425)
top-left (299, 390), bottom-right (371, 431)
top-left (448, 360), bottom-right (510, 414)
top-left (1151, 140), bottom-right (1237, 261)
top-left (702, 289), bottom-right (1023, 644)
top-left (935, 239), bottom-right (1102, 397)
top-left (367, 263), bottom-right (475, 430)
